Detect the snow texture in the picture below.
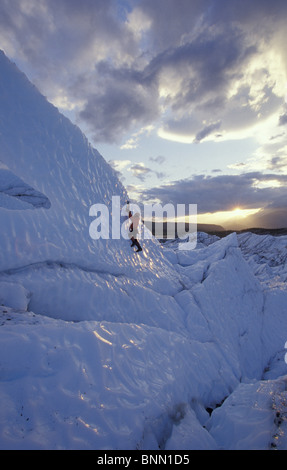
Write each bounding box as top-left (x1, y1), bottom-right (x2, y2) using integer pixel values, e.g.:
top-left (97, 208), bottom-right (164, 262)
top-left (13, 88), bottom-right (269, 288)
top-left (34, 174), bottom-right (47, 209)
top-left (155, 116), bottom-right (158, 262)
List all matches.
top-left (0, 50), bottom-right (287, 450)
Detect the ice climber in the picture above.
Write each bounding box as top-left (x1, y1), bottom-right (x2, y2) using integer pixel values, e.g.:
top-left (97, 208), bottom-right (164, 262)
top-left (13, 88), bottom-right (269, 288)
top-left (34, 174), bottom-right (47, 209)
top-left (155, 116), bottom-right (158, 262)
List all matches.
top-left (126, 202), bottom-right (142, 252)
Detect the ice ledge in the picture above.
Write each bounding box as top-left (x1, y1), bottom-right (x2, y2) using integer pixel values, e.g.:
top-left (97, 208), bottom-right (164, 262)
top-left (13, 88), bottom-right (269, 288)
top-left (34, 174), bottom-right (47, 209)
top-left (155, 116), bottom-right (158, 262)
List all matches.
top-left (0, 169), bottom-right (51, 210)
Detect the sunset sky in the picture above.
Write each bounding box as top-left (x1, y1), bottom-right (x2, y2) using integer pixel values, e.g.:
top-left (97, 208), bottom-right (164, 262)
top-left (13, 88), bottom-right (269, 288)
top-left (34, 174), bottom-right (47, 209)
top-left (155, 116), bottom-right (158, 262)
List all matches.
top-left (1, 0), bottom-right (287, 228)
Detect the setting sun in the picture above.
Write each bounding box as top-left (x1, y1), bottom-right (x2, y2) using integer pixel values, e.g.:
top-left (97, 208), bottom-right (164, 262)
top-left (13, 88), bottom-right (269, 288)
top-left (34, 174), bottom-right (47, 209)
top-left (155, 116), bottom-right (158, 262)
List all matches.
top-left (232, 207), bottom-right (246, 217)
top-left (197, 207), bottom-right (261, 227)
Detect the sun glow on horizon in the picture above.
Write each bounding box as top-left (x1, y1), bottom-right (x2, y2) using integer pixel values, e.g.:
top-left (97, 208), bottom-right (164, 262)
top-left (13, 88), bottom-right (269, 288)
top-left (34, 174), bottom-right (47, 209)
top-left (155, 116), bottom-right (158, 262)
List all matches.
top-left (232, 207), bottom-right (246, 216)
top-left (197, 207), bottom-right (261, 226)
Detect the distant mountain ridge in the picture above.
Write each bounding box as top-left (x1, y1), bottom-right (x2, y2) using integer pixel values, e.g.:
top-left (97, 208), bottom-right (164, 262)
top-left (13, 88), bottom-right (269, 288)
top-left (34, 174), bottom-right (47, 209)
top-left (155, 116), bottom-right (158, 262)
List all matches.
top-left (144, 220), bottom-right (225, 239)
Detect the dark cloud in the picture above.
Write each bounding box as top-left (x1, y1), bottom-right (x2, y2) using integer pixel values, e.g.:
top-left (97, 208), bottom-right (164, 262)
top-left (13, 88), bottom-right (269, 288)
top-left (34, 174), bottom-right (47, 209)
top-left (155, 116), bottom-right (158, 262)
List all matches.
top-left (246, 208), bottom-right (287, 229)
top-left (207, 0), bottom-right (287, 26)
top-left (145, 26), bottom-right (256, 104)
top-left (195, 121), bottom-right (222, 143)
top-left (268, 156), bottom-right (287, 171)
top-left (79, 79), bottom-right (158, 143)
top-left (0, 0), bottom-right (134, 64)
top-left (77, 61), bottom-right (159, 143)
top-left (0, 0), bottom-right (138, 103)
top-left (141, 172), bottom-right (287, 213)
top-left (133, 0), bottom-right (210, 50)
top-left (279, 113), bottom-right (287, 126)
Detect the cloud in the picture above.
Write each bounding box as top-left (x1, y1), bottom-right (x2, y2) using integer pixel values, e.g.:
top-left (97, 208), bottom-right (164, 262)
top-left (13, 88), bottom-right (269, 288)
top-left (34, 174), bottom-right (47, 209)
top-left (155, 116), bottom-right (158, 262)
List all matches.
top-left (141, 172), bottom-right (287, 214)
top-left (0, 0), bottom-right (136, 67)
top-left (156, 33), bottom-right (282, 143)
top-left (279, 113), bottom-right (287, 126)
top-left (120, 125), bottom-right (154, 150)
top-left (129, 162), bottom-right (166, 182)
top-left (195, 121), bottom-right (222, 143)
top-left (244, 207), bottom-right (287, 229)
top-left (1, 0), bottom-right (287, 146)
top-left (109, 159), bottom-right (132, 171)
top-left (129, 163), bottom-right (152, 182)
top-left (109, 159), bottom-right (165, 184)
top-left (0, 1), bottom-right (139, 118)
top-left (78, 73), bottom-right (158, 143)
top-left (149, 155), bottom-right (166, 165)
top-left (134, 0), bottom-right (287, 136)
top-left (269, 155), bottom-right (287, 171)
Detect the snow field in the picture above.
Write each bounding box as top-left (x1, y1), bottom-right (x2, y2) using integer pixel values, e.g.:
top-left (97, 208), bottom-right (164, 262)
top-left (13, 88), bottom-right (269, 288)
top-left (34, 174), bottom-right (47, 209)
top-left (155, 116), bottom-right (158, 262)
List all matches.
top-left (1, 233), bottom-right (287, 449)
top-left (0, 308), bottom-right (232, 449)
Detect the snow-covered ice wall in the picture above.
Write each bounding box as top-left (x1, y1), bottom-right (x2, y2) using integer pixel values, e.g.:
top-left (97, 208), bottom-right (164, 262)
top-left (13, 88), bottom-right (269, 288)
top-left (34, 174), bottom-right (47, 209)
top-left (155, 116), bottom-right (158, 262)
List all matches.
top-left (0, 50), bottom-right (287, 450)
top-left (0, 49), bottom-right (182, 320)
top-left (0, 50), bottom-right (126, 269)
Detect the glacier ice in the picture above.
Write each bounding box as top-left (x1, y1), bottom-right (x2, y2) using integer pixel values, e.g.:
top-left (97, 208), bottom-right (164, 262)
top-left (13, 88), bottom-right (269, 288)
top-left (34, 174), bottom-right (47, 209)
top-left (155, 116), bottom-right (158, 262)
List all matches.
top-left (0, 50), bottom-right (287, 450)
